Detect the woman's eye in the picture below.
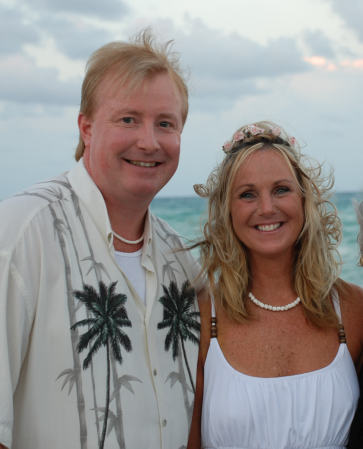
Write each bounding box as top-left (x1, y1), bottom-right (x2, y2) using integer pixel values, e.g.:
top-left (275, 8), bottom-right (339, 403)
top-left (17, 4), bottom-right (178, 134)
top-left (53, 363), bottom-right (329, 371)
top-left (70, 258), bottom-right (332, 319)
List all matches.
top-left (240, 191), bottom-right (255, 199)
top-left (275, 186), bottom-right (290, 195)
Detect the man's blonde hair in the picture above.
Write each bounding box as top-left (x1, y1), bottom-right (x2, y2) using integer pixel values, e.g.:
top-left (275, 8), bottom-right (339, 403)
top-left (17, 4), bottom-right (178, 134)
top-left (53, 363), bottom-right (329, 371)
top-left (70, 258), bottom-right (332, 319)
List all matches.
top-left (75, 29), bottom-right (188, 160)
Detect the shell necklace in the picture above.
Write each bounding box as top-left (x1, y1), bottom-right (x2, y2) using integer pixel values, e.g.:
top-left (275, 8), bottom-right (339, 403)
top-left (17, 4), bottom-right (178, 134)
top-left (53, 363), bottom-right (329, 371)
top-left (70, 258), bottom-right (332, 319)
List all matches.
top-left (248, 292), bottom-right (301, 312)
top-left (112, 230), bottom-right (144, 245)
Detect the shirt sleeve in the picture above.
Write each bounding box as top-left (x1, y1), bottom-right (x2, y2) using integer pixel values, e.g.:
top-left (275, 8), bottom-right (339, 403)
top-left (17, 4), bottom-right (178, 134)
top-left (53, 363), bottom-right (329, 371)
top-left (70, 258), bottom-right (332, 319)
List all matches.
top-left (0, 225), bottom-right (39, 448)
top-left (183, 249), bottom-right (206, 293)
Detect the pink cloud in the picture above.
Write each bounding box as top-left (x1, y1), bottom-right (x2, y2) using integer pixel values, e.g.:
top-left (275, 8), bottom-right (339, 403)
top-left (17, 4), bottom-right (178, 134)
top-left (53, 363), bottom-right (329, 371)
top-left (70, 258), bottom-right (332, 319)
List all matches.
top-left (341, 59), bottom-right (363, 69)
top-left (305, 56), bottom-right (363, 71)
top-left (304, 56), bottom-right (327, 67)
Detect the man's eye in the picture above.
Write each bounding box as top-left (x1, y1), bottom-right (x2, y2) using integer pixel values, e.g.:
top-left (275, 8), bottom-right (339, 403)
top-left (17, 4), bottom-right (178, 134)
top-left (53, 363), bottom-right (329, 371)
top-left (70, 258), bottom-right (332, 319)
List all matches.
top-left (160, 121), bottom-right (171, 128)
top-left (121, 117), bottom-right (134, 124)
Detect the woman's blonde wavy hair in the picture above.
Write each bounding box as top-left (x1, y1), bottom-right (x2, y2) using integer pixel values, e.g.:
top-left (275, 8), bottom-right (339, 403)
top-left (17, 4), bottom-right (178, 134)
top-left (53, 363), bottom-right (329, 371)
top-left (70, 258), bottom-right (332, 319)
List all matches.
top-left (195, 121), bottom-right (342, 327)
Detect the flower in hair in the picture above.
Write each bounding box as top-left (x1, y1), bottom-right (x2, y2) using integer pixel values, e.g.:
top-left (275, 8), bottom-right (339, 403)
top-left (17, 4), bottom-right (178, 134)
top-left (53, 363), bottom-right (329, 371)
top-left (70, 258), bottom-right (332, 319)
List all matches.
top-left (232, 130), bottom-right (245, 141)
top-left (271, 127), bottom-right (281, 137)
top-left (222, 122), bottom-right (296, 154)
top-left (246, 124), bottom-right (265, 135)
top-left (223, 140), bottom-right (233, 152)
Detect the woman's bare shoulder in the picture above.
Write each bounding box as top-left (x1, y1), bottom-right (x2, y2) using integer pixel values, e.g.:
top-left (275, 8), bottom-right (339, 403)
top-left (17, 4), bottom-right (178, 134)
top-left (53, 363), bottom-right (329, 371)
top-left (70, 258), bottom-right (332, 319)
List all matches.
top-left (197, 288), bottom-right (211, 316)
top-left (337, 279), bottom-right (363, 369)
top-left (337, 279), bottom-right (363, 308)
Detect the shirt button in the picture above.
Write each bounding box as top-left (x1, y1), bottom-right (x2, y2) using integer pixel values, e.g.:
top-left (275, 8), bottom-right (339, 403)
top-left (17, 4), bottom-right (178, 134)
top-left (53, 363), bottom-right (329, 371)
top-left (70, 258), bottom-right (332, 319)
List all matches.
top-left (162, 419), bottom-right (167, 427)
top-left (153, 369), bottom-right (157, 376)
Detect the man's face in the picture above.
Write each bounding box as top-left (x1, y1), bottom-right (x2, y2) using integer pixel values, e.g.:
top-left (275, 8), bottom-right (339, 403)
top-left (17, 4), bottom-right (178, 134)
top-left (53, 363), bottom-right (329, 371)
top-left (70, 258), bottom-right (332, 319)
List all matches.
top-left (79, 72), bottom-right (183, 208)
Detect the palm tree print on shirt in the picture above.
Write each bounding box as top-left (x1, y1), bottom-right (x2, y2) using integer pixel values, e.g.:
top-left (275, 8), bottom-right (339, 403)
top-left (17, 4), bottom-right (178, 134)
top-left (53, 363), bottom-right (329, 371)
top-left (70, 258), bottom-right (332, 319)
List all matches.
top-left (157, 281), bottom-right (200, 393)
top-left (71, 281), bottom-right (132, 449)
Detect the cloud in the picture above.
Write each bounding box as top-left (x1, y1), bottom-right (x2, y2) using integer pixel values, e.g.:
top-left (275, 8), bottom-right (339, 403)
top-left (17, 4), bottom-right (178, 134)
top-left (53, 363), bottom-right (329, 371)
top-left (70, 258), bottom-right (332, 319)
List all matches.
top-left (0, 7), bottom-right (311, 112)
top-left (9, 0), bottom-right (129, 60)
top-left (141, 17), bottom-right (310, 110)
top-left (35, 15), bottom-right (115, 59)
top-left (341, 59), bottom-right (363, 69)
top-left (0, 55), bottom-right (80, 105)
top-left (304, 55), bottom-right (363, 72)
top-left (304, 56), bottom-right (338, 71)
top-left (327, 0), bottom-right (363, 41)
top-left (19, 0), bottom-right (130, 20)
top-left (303, 29), bottom-right (335, 58)
top-left (174, 19), bottom-right (308, 79)
top-left (0, 0), bottom-right (363, 200)
top-left (0, 103), bottom-right (78, 198)
top-left (0, 5), bottom-right (41, 54)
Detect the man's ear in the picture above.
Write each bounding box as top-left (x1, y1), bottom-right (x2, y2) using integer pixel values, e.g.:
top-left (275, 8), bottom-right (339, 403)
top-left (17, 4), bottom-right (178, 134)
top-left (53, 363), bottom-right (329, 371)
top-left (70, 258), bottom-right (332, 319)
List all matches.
top-left (78, 113), bottom-right (92, 148)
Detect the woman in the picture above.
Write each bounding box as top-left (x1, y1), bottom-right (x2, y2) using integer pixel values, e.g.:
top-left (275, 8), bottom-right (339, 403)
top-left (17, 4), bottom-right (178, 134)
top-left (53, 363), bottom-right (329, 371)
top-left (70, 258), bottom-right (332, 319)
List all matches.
top-left (188, 121), bottom-right (363, 449)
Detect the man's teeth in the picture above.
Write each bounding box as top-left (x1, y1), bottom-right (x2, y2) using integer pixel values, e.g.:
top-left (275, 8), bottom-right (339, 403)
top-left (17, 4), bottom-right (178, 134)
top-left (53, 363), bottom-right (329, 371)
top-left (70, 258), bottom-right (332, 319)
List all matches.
top-left (129, 160), bottom-right (157, 167)
top-left (257, 223), bottom-right (281, 231)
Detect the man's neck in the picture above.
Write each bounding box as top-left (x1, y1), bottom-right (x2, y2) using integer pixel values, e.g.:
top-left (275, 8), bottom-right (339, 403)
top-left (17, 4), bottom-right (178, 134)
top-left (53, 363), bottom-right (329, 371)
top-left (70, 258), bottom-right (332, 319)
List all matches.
top-left (106, 197), bottom-right (149, 253)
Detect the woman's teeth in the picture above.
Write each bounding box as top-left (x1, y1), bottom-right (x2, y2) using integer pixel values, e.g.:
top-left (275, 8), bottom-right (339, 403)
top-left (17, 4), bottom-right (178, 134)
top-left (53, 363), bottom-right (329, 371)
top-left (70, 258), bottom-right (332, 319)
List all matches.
top-left (257, 223), bottom-right (281, 231)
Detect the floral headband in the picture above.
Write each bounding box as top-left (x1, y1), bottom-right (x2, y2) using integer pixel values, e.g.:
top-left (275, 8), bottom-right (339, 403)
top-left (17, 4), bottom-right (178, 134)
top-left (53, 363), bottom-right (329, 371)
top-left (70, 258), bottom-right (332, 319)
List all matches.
top-left (222, 123), bottom-right (297, 154)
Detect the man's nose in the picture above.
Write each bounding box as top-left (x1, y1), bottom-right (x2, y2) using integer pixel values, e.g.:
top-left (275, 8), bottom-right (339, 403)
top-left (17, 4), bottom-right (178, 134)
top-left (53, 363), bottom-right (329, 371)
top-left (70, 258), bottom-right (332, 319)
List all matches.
top-left (136, 123), bottom-right (160, 152)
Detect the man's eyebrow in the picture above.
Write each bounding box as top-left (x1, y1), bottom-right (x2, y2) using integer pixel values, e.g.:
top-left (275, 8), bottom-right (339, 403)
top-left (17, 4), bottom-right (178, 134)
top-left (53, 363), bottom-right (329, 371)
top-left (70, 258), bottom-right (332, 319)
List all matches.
top-left (158, 112), bottom-right (180, 120)
top-left (111, 108), bottom-right (179, 118)
top-left (111, 108), bottom-right (140, 115)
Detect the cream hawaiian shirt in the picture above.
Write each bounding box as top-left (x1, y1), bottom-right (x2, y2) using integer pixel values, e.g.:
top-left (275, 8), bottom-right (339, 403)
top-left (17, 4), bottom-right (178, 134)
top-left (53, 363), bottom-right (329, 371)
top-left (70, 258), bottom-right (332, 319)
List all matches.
top-left (0, 160), bottom-right (201, 449)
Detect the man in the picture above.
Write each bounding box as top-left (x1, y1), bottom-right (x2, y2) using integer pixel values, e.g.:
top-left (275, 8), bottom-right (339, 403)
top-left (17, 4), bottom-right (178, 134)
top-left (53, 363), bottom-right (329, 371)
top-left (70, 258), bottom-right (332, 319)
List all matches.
top-left (0, 31), bottom-right (201, 449)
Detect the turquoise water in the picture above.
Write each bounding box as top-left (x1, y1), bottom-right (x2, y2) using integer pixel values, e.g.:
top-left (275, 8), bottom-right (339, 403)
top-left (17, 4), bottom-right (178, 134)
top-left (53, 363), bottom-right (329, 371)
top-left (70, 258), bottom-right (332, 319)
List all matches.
top-left (151, 192), bottom-right (363, 287)
top-left (334, 192), bottom-right (363, 285)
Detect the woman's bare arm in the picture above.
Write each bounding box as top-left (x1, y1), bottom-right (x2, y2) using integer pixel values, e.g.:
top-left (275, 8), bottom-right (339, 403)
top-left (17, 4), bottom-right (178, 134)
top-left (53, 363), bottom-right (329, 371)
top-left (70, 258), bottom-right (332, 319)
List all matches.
top-left (187, 290), bottom-right (211, 449)
top-left (339, 280), bottom-right (363, 372)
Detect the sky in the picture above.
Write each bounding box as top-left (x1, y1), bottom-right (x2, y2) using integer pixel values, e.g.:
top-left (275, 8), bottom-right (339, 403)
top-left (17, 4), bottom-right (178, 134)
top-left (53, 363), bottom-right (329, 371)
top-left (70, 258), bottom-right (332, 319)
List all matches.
top-left (1, 0), bottom-right (363, 198)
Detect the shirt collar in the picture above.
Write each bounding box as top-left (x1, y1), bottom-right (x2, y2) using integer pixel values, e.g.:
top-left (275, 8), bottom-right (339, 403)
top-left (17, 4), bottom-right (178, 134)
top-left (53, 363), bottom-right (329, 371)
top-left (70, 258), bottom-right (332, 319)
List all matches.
top-left (67, 159), bottom-right (153, 250)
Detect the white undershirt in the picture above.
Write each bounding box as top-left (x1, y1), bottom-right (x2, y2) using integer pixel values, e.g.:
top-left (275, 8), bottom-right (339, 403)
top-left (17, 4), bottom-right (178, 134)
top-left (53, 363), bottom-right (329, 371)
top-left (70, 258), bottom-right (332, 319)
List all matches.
top-left (114, 249), bottom-right (146, 304)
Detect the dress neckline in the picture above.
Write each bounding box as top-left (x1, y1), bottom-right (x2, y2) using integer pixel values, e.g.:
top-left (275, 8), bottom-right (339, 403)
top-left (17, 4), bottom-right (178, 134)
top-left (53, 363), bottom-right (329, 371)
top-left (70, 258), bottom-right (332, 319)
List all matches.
top-left (211, 337), bottom-right (347, 381)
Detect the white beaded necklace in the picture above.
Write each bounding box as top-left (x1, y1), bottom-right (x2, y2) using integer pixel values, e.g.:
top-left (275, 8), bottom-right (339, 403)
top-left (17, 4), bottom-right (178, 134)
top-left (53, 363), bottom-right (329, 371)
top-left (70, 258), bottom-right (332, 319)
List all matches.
top-left (248, 292), bottom-right (301, 312)
top-left (112, 230), bottom-right (144, 245)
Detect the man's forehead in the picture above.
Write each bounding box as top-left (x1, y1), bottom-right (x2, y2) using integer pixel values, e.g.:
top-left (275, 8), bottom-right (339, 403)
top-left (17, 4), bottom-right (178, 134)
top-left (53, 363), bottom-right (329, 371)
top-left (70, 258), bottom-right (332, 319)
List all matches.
top-left (97, 69), bottom-right (173, 98)
top-left (93, 70), bottom-right (183, 120)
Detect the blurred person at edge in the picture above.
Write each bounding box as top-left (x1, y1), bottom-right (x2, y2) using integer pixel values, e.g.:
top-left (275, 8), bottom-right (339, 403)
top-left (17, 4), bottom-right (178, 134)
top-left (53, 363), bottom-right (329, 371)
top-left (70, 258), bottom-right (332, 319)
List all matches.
top-left (0, 30), bottom-right (202, 449)
top-left (347, 202), bottom-right (363, 449)
top-left (188, 121), bottom-right (363, 449)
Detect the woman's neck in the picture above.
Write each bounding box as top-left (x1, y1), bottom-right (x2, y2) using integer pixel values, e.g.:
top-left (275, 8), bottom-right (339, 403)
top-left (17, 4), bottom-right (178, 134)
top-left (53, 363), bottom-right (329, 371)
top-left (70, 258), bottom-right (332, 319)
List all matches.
top-left (249, 253), bottom-right (296, 303)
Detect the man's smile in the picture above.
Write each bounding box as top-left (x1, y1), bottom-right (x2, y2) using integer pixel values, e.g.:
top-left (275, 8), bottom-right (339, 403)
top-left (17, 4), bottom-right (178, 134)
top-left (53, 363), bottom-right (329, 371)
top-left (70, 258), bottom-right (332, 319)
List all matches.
top-left (126, 159), bottom-right (161, 167)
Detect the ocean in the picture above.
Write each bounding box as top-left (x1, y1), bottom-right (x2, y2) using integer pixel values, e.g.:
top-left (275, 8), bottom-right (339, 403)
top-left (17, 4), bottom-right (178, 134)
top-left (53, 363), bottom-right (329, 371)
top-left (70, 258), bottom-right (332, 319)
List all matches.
top-left (151, 192), bottom-right (363, 287)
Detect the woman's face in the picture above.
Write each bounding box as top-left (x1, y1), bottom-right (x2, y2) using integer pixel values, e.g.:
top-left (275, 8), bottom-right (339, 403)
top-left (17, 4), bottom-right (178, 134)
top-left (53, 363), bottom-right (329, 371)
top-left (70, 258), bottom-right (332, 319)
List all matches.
top-left (230, 149), bottom-right (304, 262)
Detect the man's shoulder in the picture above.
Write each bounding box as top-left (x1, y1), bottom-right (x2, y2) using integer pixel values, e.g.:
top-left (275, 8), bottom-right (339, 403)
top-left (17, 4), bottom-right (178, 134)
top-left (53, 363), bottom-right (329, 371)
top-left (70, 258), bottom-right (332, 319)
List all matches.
top-left (1, 172), bottom-right (72, 207)
top-left (150, 213), bottom-right (184, 244)
top-left (0, 173), bottom-right (74, 241)
top-left (150, 212), bottom-right (203, 288)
